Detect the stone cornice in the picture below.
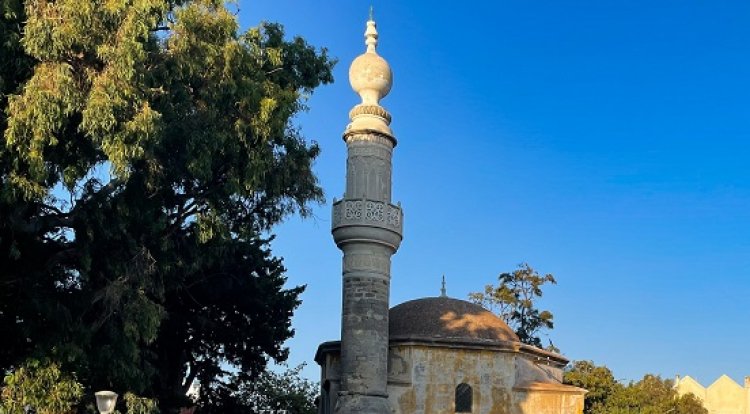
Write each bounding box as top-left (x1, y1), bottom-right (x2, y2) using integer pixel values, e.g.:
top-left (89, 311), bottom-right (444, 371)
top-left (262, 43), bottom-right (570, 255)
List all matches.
top-left (315, 336), bottom-right (569, 369)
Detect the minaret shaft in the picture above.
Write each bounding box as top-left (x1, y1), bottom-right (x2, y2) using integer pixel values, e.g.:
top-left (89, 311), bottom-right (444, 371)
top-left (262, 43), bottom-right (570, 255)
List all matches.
top-left (345, 137), bottom-right (393, 202)
top-left (332, 16), bottom-right (401, 414)
top-left (333, 132), bottom-right (401, 413)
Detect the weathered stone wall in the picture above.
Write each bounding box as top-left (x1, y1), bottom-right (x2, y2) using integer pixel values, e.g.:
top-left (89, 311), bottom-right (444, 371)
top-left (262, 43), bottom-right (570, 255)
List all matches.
top-left (319, 343), bottom-right (584, 414)
top-left (514, 354), bottom-right (564, 384)
top-left (387, 345), bottom-right (515, 414)
top-left (319, 352), bottom-right (341, 414)
top-left (513, 391), bottom-right (584, 414)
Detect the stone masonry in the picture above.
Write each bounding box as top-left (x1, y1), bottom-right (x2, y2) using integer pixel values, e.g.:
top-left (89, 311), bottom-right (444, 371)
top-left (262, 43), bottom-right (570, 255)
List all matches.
top-left (330, 16), bottom-right (403, 414)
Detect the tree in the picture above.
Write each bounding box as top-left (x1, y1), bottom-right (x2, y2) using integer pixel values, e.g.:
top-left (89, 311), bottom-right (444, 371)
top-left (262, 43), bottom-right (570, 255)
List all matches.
top-left (1, 361), bottom-right (160, 414)
top-left (237, 364), bottom-right (318, 414)
top-left (602, 374), bottom-right (707, 414)
top-left (0, 0), bottom-right (333, 412)
top-left (563, 362), bottom-right (708, 414)
top-left (469, 263), bottom-right (556, 347)
top-left (0, 359), bottom-right (83, 414)
top-left (563, 361), bottom-right (620, 414)
top-left (0, 0), bottom-right (36, 371)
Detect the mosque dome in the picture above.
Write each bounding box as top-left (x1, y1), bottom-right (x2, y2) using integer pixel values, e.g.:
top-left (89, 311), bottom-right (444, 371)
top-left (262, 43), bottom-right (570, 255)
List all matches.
top-left (389, 297), bottom-right (521, 345)
top-left (349, 19), bottom-right (392, 106)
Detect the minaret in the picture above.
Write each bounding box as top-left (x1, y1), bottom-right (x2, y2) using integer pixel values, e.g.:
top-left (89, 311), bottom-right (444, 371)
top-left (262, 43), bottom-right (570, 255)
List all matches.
top-left (331, 14), bottom-right (403, 414)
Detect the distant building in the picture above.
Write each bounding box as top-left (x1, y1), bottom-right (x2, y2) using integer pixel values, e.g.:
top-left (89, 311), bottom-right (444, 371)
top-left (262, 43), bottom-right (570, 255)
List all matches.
top-left (315, 13), bottom-right (586, 414)
top-left (674, 374), bottom-right (750, 414)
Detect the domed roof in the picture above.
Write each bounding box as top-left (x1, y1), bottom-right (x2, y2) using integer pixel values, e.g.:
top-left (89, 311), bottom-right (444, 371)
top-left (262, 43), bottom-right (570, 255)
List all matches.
top-left (389, 297), bottom-right (520, 345)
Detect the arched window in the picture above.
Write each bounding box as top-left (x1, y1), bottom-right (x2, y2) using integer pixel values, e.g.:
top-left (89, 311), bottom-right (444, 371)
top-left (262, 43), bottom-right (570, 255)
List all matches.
top-left (455, 383), bottom-right (473, 412)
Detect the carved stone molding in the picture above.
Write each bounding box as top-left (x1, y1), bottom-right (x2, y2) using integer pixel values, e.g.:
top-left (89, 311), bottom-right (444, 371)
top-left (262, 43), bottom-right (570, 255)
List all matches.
top-left (349, 104), bottom-right (393, 124)
top-left (332, 198), bottom-right (403, 236)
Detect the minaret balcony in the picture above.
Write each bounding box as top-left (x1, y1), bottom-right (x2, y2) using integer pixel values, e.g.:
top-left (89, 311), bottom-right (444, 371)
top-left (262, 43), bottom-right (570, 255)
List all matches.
top-left (332, 198), bottom-right (403, 249)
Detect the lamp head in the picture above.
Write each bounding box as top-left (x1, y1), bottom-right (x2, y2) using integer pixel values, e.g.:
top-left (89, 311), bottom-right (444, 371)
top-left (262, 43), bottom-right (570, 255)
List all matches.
top-left (95, 391), bottom-right (118, 414)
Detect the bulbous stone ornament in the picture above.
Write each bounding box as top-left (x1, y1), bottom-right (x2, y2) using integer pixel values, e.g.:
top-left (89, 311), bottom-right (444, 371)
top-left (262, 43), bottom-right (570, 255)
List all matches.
top-left (346, 17), bottom-right (395, 140)
top-left (349, 19), bottom-right (392, 106)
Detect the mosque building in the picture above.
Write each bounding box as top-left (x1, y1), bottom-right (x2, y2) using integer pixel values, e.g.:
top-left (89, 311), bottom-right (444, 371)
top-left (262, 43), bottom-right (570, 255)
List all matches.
top-left (315, 15), bottom-right (586, 414)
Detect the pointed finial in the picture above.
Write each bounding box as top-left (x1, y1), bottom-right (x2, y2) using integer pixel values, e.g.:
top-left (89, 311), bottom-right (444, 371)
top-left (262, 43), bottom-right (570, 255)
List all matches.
top-left (369, 5), bottom-right (374, 21)
top-left (365, 14), bottom-right (378, 54)
top-left (440, 275), bottom-right (447, 297)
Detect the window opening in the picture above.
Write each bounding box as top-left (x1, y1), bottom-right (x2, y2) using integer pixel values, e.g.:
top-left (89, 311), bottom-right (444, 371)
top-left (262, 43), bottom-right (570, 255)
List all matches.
top-left (455, 383), bottom-right (472, 412)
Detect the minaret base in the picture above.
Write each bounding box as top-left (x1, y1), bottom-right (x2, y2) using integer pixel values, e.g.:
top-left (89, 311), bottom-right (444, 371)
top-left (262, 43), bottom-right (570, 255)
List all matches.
top-left (335, 393), bottom-right (392, 414)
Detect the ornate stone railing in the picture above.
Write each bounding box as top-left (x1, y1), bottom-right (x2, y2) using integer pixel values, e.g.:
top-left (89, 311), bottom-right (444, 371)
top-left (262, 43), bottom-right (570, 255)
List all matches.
top-left (332, 198), bottom-right (403, 235)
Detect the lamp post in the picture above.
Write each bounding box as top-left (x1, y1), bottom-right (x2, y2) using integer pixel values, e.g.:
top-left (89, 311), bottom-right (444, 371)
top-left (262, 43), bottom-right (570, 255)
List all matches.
top-left (95, 391), bottom-right (118, 414)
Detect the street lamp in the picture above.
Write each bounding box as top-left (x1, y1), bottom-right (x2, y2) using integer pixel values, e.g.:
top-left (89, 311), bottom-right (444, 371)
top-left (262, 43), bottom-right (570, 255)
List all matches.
top-left (95, 391), bottom-right (118, 414)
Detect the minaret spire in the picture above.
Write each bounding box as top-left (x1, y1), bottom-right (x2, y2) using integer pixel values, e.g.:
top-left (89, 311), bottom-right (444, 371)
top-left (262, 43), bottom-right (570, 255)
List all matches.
top-left (332, 12), bottom-right (402, 414)
top-left (365, 8), bottom-right (377, 53)
top-left (440, 275), bottom-right (447, 297)
top-left (348, 13), bottom-right (393, 138)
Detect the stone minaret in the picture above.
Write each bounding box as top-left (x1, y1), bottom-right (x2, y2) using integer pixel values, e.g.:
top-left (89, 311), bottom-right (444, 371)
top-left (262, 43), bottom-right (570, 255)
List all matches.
top-left (331, 15), bottom-right (403, 414)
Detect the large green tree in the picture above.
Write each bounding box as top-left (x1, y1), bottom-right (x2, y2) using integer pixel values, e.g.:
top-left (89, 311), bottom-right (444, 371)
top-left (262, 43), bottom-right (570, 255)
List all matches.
top-left (0, 0), bottom-right (333, 412)
top-left (469, 263), bottom-right (556, 347)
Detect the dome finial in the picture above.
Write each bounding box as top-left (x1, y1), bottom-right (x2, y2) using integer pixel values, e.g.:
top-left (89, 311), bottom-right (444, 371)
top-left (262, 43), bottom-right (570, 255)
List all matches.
top-left (348, 13), bottom-right (392, 108)
top-left (346, 11), bottom-right (394, 137)
top-left (440, 275), bottom-right (447, 297)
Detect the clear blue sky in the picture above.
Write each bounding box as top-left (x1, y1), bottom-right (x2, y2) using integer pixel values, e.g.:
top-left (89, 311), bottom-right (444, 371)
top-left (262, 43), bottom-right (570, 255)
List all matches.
top-left (240, 1), bottom-right (750, 385)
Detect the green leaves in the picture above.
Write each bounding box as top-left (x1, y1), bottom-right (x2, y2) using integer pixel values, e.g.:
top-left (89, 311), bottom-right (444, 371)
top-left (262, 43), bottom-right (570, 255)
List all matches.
top-left (5, 61), bottom-right (82, 197)
top-left (564, 361), bottom-right (620, 414)
top-left (236, 364), bottom-right (317, 414)
top-left (469, 263), bottom-right (557, 347)
top-left (0, 359), bottom-right (84, 414)
top-left (564, 362), bottom-right (709, 414)
top-left (123, 392), bottom-right (160, 414)
top-left (1, 0), bottom-right (333, 412)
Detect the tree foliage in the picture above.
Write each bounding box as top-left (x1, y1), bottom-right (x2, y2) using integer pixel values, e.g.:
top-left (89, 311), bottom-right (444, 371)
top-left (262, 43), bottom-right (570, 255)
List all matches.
top-left (0, 360), bottom-right (83, 414)
top-left (563, 361), bottom-right (708, 414)
top-left (469, 263), bottom-right (556, 347)
top-left (0, 0), bottom-right (333, 412)
top-left (121, 393), bottom-right (160, 414)
top-left (563, 361), bottom-right (619, 414)
top-left (1, 361), bottom-right (161, 414)
top-left (237, 364), bottom-right (317, 414)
